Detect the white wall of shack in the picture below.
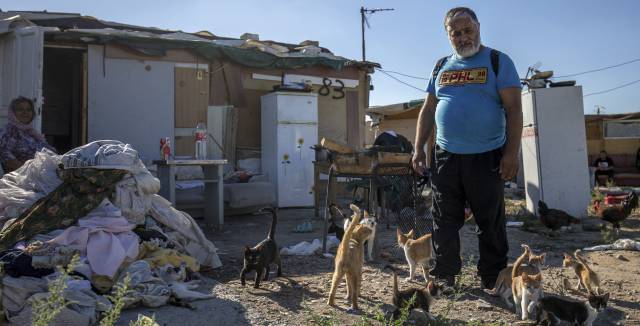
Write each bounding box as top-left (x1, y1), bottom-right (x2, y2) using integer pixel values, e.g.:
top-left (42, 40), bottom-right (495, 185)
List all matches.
top-left (87, 45), bottom-right (174, 162)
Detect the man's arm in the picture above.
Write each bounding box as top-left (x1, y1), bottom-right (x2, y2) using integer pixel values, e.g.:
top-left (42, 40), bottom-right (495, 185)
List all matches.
top-left (499, 87), bottom-right (523, 180)
top-left (412, 92), bottom-right (438, 174)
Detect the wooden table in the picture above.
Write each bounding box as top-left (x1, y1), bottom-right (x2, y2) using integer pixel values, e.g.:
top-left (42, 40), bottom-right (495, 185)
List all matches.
top-left (154, 159), bottom-right (227, 230)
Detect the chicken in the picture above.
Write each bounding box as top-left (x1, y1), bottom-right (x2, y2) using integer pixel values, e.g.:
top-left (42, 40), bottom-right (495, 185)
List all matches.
top-left (537, 200), bottom-right (581, 231)
top-left (596, 191), bottom-right (638, 236)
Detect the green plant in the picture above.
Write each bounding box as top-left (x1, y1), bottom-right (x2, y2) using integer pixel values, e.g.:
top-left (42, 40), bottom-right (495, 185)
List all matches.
top-left (31, 254), bottom-right (80, 326)
top-left (100, 273), bottom-right (131, 326)
top-left (129, 314), bottom-right (158, 326)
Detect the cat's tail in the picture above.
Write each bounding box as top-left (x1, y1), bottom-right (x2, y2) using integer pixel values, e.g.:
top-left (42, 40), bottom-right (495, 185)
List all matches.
top-left (512, 245), bottom-right (530, 280)
top-left (329, 203), bottom-right (346, 220)
top-left (259, 207), bottom-right (277, 240)
top-left (384, 265), bottom-right (399, 299)
top-left (573, 249), bottom-right (590, 269)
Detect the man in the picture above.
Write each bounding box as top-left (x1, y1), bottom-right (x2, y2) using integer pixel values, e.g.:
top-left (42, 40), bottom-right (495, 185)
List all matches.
top-left (412, 7), bottom-right (522, 289)
top-left (593, 150), bottom-right (614, 185)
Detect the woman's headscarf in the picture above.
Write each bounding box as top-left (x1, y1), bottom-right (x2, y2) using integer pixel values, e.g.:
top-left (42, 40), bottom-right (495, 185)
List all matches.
top-left (6, 97), bottom-right (47, 143)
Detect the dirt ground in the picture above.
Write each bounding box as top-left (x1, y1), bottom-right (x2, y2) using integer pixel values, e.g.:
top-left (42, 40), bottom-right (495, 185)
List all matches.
top-left (121, 198), bottom-right (640, 326)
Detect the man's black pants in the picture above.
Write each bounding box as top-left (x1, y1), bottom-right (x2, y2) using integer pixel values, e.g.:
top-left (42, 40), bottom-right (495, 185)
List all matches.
top-left (429, 145), bottom-right (508, 280)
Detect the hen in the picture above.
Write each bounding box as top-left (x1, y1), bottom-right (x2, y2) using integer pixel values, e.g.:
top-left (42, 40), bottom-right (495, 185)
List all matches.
top-left (537, 200), bottom-right (581, 231)
top-left (595, 191), bottom-right (638, 236)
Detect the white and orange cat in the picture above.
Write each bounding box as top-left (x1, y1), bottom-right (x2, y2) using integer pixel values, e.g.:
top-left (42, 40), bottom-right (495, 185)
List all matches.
top-left (327, 204), bottom-right (374, 311)
top-left (484, 244), bottom-right (546, 308)
top-left (563, 249), bottom-right (601, 295)
top-left (511, 245), bottom-right (544, 320)
top-left (396, 229), bottom-right (434, 283)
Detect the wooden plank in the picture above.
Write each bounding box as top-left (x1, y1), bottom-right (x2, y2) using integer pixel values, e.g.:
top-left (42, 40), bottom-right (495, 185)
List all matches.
top-left (209, 60), bottom-right (229, 106)
top-left (175, 67), bottom-right (210, 128)
top-left (320, 137), bottom-right (355, 154)
top-left (222, 63), bottom-right (247, 108)
top-left (106, 44), bottom-right (202, 63)
top-left (346, 90), bottom-right (360, 146)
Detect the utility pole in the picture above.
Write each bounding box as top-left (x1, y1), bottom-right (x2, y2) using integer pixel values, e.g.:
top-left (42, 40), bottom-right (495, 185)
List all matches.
top-left (360, 7), bottom-right (394, 62)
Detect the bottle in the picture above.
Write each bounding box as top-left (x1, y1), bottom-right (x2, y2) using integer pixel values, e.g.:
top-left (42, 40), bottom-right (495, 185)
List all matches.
top-left (195, 122), bottom-right (207, 160)
top-left (162, 137), bottom-right (171, 161)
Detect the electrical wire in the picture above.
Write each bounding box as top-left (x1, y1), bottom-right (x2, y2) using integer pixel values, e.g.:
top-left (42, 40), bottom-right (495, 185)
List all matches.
top-left (378, 69), bottom-right (429, 80)
top-left (552, 57), bottom-right (640, 78)
top-left (375, 68), bottom-right (427, 93)
top-left (583, 79), bottom-right (640, 97)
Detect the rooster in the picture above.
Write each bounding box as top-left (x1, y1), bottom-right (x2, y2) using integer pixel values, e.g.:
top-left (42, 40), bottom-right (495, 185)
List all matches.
top-left (537, 200), bottom-right (581, 231)
top-left (594, 191), bottom-right (638, 236)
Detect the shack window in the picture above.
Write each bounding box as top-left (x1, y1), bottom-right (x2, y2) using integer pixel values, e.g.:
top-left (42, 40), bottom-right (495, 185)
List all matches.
top-left (604, 120), bottom-right (640, 138)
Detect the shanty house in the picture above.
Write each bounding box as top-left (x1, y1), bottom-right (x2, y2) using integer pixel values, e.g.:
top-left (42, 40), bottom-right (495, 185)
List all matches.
top-left (0, 11), bottom-right (376, 166)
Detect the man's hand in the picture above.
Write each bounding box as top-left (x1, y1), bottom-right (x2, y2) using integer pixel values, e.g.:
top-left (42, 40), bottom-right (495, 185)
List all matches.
top-left (412, 150), bottom-right (427, 176)
top-left (499, 150), bottom-right (518, 180)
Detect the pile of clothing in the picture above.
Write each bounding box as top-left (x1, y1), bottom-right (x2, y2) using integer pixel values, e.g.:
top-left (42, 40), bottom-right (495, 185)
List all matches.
top-left (0, 140), bottom-right (221, 325)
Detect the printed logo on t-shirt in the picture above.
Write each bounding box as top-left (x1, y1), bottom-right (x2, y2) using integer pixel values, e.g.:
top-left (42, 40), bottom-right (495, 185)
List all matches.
top-left (438, 68), bottom-right (488, 86)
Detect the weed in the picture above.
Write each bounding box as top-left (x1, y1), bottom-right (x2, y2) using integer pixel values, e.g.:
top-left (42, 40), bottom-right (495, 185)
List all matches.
top-left (31, 254), bottom-right (80, 326)
top-left (100, 273), bottom-right (131, 326)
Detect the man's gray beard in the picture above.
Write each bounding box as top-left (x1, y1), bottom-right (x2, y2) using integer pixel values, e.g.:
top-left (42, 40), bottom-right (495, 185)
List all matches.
top-left (451, 36), bottom-right (481, 58)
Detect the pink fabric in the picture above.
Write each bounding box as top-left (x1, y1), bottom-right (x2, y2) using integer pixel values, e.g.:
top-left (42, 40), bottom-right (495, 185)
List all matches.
top-left (48, 215), bottom-right (139, 277)
top-left (6, 106), bottom-right (47, 143)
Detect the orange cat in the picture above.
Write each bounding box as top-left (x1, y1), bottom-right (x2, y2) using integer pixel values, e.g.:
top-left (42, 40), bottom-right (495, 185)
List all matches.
top-left (511, 246), bottom-right (543, 320)
top-left (484, 244), bottom-right (546, 308)
top-left (396, 229), bottom-right (434, 283)
top-left (327, 204), bottom-right (373, 311)
top-left (563, 249), bottom-right (601, 295)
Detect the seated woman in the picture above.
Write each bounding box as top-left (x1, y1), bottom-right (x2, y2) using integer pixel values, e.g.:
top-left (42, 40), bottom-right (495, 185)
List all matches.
top-left (0, 97), bottom-right (56, 173)
top-left (593, 150), bottom-right (614, 186)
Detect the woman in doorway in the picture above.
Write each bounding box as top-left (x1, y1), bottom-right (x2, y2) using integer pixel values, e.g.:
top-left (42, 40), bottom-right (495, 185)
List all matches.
top-left (0, 97), bottom-right (56, 173)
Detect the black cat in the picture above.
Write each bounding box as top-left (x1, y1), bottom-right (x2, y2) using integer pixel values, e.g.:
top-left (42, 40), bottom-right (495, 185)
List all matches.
top-left (240, 207), bottom-right (281, 288)
top-left (536, 293), bottom-right (609, 326)
top-left (385, 266), bottom-right (441, 320)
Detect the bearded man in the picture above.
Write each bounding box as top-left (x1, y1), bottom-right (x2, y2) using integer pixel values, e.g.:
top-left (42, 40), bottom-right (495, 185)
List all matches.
top-left (412, 7), bottom-right (523, 290)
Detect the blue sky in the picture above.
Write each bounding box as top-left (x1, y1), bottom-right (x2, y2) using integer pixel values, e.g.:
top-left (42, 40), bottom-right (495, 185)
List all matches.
top-left (5, 0), bottom-right (640, 114)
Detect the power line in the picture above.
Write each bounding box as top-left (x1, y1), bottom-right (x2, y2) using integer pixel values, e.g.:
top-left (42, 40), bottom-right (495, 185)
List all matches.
top-left (583, 78), bottom-right (640, 97)
top-left (380, 69), bottom-right (429, 80)
top-left (553, 57), bottom-right (640, 78)
top-left (376, 68), bottom-right (427, 93)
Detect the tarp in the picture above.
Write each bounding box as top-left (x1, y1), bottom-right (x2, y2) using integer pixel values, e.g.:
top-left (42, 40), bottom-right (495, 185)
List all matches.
top-left (46, 29), bottom-right (355, 70)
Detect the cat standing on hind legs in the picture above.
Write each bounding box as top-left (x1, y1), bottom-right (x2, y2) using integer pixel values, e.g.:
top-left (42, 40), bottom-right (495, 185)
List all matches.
top-left (240, 207), bottom-right (282, 288)
top-left (327, 204), bottom-right (373, 312)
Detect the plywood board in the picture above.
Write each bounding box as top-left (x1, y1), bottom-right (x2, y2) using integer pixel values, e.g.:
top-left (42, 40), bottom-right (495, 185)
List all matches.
top-left (237, 89), bottom-right (268, 148)
top-left (175, 67), bottom-right (210, 128)
top-left (346, 90), bottom-right (359, 146)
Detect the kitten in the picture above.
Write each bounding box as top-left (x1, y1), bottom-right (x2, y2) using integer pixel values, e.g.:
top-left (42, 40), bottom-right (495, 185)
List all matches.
top-left (563, 249), bottom-right (601, 295)
top-left (342, 205), bottom-right (378, 261)
top-left (327, 204), bottom-right (373, 311)
top-left (240, 207), bottom-right (282, 288)
top-left (396, 229), bottom-right (434, 283)
top-left (536, 293), bottom-right (609, 326)
top-left (385, 265), bottom-right (442, 320)
top-left (484, 244), bottom-right (546, 308)
top-left (511, 246), bottom-right (543, 320)
top-left (328, 203), bottom-right (345, 241)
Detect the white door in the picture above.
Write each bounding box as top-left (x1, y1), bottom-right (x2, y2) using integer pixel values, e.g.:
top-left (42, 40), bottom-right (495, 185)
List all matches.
top-left (277, 124), bottom-right (317, 207)
top-left (0, 27), bottom-right (44, 130)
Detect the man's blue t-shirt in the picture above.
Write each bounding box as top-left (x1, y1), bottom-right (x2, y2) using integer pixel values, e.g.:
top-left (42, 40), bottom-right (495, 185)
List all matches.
top-left (426, 46), bottom-right (521, 154)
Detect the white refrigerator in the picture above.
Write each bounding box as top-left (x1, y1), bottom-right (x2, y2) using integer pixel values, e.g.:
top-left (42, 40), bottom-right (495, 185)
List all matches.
top-left (521, 86), bottom-right (591, 217)
top-left (261, 92), bottom-right (318, 207)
